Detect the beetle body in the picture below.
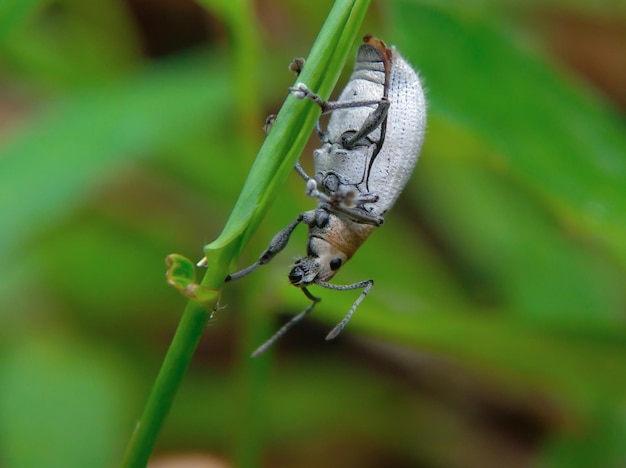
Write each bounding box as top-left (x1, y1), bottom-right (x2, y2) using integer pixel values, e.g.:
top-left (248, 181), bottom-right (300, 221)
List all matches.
top-left (225, 36), bottom-right (426, 355)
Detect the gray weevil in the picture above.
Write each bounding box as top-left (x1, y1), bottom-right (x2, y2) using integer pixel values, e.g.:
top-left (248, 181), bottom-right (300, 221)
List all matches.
top-left (227, 35), bottom-right (426, 356)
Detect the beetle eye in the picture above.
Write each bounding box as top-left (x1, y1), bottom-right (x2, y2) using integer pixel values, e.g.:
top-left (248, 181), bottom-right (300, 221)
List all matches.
top-left (329, 258), bottom-right (343, 271)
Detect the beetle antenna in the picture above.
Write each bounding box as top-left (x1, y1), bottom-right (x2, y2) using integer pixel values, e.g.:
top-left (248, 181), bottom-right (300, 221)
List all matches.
top-left (225, 263), bottom-right (261, 281)
top-left (316, 279), bottom-right (374, 340)
top-left (226, 215), bottom-right (306, 283)
top-left (251, 287), bottom-right (321, 357)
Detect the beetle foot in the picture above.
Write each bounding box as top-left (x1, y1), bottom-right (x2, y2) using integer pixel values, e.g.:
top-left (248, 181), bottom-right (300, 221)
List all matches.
top-left (289, 57), bottom-right (306, 76)
top-left (289, 83), bottom-right (326, 109)
top-left (263, 114), bottom-right (276, 135)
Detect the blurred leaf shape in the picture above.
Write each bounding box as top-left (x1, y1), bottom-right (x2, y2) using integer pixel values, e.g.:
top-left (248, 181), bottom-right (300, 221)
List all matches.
top-left (0, 1), bottom-right (139, 87)
top-left (0, 0), bottom-right (41, 43)
top-left (0, 52), bottom-right (231, 266)
top-left (394, 1), bottom-right (626, 269)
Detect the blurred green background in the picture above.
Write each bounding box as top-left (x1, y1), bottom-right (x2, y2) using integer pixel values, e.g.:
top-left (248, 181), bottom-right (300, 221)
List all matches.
top-left (1, 0), bottom-right (626, 467)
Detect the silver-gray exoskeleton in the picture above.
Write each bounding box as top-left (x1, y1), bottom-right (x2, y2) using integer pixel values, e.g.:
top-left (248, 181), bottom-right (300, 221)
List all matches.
top-left (225, 35), bottom-right (426, 356)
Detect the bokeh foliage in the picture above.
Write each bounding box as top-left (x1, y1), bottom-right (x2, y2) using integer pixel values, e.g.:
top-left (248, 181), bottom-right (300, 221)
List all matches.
top-left (1, 0), bottom-right (625, 467)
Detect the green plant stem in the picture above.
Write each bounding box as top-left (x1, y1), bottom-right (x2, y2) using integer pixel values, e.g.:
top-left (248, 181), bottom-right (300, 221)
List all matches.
top-left (120, 1), bottom-right (371, 466)
top-left (120, 300), bottom-right (211, 467)
top-left (121, 248), bottom-right (228, 468)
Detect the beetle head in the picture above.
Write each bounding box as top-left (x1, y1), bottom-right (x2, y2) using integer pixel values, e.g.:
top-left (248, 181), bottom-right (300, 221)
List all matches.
top-left (288, 237), bottom-right (348, 286)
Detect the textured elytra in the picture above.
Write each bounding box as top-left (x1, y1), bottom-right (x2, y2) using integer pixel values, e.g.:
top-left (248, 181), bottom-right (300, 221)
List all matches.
top-left (314, 43), bottom-right (426, 220)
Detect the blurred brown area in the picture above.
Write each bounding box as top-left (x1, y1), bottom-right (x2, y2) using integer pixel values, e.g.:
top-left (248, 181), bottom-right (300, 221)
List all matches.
top-left (536, 8), bottom-right (626, 111)
top-left (125, 0), bottom-right (219, 57)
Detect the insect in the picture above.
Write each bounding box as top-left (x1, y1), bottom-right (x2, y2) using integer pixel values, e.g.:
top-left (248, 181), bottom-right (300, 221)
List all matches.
top-left (227, 35), bottom-right (426, 356)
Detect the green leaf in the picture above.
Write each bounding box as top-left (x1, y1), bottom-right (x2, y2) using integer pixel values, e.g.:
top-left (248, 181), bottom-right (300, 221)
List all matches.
top-left (166, 254), bottom-right (218, 303)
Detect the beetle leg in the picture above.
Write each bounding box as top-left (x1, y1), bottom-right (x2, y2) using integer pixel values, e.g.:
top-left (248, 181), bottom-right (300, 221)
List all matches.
top-left (289, 82), bottom-right (326, 108)
top-left (263, 114), bottom-right (276, 135)
top-left (294, 160), bottom-right (311, 182)
top-left (315, 279), bottom-right (374, 340)
top-left (251, 287), bottom-right (321, 357)
top-left (341, 97), bottom-right (389, 149)
top-left (315, 121), bottom-right (329, 143)
top-left (290, 83), bottom-right (382, 114)
top-left (305, 179), bottom-right (383, 226)
top-left (288, 57), bottom-right (306, 76)
top-left (305, 178), bottom-right (325, 199)
top-left (289, 83), bottom-right (389, 150)
top-left (337, 207), bottom-right (383, 226)
top-left (225, 212), bottom-right (314, 281)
